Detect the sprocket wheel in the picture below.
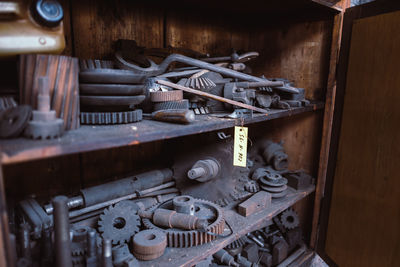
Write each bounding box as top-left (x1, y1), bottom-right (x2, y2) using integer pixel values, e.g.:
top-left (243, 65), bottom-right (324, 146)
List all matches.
top-left (98, 201), bottom-right (141, 245)
top-left (280, 208), bottom-right (299, 230)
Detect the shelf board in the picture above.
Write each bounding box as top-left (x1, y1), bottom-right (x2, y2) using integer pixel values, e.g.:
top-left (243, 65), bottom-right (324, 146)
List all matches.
top-left (140, 185), bottom-right (315, 267)
top-left (0, 103), bottom-right (323, 165)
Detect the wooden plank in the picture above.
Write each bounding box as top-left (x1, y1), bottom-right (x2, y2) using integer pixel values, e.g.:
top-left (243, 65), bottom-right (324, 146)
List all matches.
top-left (70, 0), bottom-right (163, 59)
top-left (0, 104), bottom-right (323, 165)
top-left (325, 11), bottom-right (400, 266)
top-left (310, 11), bottom-right (345, 249)
top-left (140, 185), bottom-right (315, 267)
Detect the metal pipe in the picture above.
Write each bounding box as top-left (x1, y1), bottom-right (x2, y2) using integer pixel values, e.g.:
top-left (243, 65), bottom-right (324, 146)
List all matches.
top-left (69, 181), bottom-right (175, 218)
top-left (276, 244), bottom-right (306, 267)
top-left (52, 196), bottom-right (72, 267)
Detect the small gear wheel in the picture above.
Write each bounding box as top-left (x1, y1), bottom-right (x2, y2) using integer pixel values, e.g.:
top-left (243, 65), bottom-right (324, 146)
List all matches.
top-left (244, 180), bottom-right (259, 193)
top-left (225, 236), bottom-right (249, 249)
top-left (71, 225), bottom-right (92, 256)
top-left (280, 209), bottom-right (299, 230)
top-left (98, 201), bottom-right (141, 245)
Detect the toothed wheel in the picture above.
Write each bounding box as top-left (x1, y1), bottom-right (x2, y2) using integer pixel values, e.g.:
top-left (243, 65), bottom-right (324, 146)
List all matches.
top-left (142, 198), bottom-right (225, 248)
top-left (98, 201), bottom-right (141, 245)
top-left (244, 180), bottom-right (259, 193)
top-left (280, 209), bottom-right (299, 230)
top-left (225, 236), bottom-right (249, 249)
top-left (71, 225), bottom-right (92, 256)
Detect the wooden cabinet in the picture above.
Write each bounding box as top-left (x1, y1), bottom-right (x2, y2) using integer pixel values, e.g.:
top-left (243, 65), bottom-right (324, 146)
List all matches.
top-left (5, 1), bottom-right (398, 266)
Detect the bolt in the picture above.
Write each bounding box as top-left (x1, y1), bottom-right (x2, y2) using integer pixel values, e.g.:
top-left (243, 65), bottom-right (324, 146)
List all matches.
top-left (187, 167), bottom-right (206, 179)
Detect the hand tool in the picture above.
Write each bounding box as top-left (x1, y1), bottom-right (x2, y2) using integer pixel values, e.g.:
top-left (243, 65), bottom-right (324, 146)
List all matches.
top-left (156, 80), bottom-right (269, 114)
top-left (143, 109), bottom-right (195, 124)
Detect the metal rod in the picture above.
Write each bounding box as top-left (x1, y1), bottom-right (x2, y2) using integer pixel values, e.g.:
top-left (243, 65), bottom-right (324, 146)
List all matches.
top-left (19, 223), bottom-right (31, 259)
top-left (156, 80), bottom-right (270, 114)
top-left (276, 244), bottom-right (306, 267)
top-left (69, 181), bottom-right (175, 218)
top-left (102, 239), bottom-right (112, 267)
top-left (52, 196), bottom-right (72, 267)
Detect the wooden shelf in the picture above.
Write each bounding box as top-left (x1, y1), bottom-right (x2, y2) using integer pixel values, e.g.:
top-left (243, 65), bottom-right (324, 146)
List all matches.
top-left (0, 103), bottom-right (323, 165)
top-left (140, 185), bottom-right (315, 267)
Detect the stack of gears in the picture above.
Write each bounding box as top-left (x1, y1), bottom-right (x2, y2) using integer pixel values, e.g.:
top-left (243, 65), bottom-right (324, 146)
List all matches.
top-left (252, 168), bottom-right (288, 198)
top-left (79, 59), bottom-right (145, 125)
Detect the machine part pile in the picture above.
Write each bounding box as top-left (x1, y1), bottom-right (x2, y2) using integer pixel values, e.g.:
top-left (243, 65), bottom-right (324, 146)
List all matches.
top-left (142, 197), bottom-right (225, 247)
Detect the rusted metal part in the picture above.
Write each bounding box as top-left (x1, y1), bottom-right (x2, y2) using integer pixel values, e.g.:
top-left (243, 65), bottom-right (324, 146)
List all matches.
top-left (226, 236), bottom-right (249, 250)
top-left (85, 229), bottom-right (97, 267)
top-left (80, 110), bottom-right (143, 125)
top-left (0, 105), bottom-right (31, 138)
top-left (284, 228), bottom-right (303, 251)
top-left (213, 249), bottom-right (240, 267)
top-left (272, 239), bottom-right (289, 266)
top-left (153, 99), bottom-right (189, 111)
top-left (183, 77), bottom-right (216, 91)
top-left (19, 54), bottom-right (79, 130)
top-left (112, 243), bottom-right (138, 267)
top-left (172, 195), bottom-right (195, 215)
top-left (242, 243), bottom-right (259, 262)
top-left (79, 69), bottom-right (146, 84)
top-left (280, 209), bottom-right (299, 230)
top-left (150, 90), bottom-right (183, 102)
top-left (0, 96), bottom-right (17, 111)
top-left (259, 251), bottom-right (273, 267)
top-left (24, 77), bottom-right (64, 139)
top-left (201, 51), bottom-right (259, 63)
top-left (147, 208), bottom-right (207, 230)
top-left (116, 53), bottom-right (298, 93)
top-left (157, 80), bottom-right (269, 114)
top-left (98, 201), bottom-right (140, 245)
top-left (80, 95), bottom-right (145, 107)
top-left (144, 109), bottom-right (195, 124)
top-left (238, 191), bottom-right (271, 217)
top-left (132, 230), bottom-right (167, 261)
top-left (142, 198), bottom-right (225, 247)
top-left (244, 181), bottom-right (259, 193)
top-left (284, 171), bottom-right (314, 190)
top-left (52, 196), bottom-right (72, 267)
top-left (187, 158), bottom-right (221, 182)
top-left (262, 141), bottom-right (289, 171)
top-left (80, 84), bottom-right (145, 96)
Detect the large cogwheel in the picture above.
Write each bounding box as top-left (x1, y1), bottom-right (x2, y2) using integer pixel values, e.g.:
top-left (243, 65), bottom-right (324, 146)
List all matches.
top-left (98, 201), bottom-right (141, 245)
top-left (142, 198), bottom-right (225, 248)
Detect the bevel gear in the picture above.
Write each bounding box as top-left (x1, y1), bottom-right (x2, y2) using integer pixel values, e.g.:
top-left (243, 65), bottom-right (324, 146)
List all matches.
top-left (244, 180), bottom-right (259, 193)
top-left (225, 236), bottom-right (249, 249)
top-left (280, 209), bottom-right (299, 230)
top-left (142, 198), bottom-right (225, 248)
top-left (98, 201), bottom-right (141, 245)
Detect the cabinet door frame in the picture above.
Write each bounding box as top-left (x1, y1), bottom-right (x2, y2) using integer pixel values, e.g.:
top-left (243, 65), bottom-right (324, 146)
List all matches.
top-left (315, 0), bottom-right (400, 265)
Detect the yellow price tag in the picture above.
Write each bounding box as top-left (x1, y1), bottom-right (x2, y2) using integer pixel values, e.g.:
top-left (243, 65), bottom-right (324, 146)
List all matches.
top-left (233, 126), bottom-right (248, 167)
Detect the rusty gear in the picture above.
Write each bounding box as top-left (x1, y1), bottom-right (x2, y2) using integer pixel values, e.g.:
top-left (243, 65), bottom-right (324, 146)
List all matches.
top-left (153, 99), bottom-right (189, 111)
top-left (98, 201), bottom-right (141, 245)
top-left (226, 236), bottom-right (249, 249)
top-left (244, 180), bottom-right (259, 193)
top-left (142, 198), bottom-right (225, 247)
top-left (150, 90), bottom-right (183, 102)
top-left (132, 229), bottom-right (167, 260)
top-left (80, 110), bottom-right (142, 125)
top-left (0, 105), bottom-right (32, 138)
top-left (183, 77), bottom-right (216, 91)
top-left (280, 209), bottom-right (299, 230)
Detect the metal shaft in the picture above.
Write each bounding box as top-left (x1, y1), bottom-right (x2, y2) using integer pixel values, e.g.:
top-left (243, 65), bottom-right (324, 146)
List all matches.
top-left (19, 223), bottom-right (31, 259)
top-left (102, 239), bottom-right (112, 267)
top-left (52, 196), bottom-right (72, 267)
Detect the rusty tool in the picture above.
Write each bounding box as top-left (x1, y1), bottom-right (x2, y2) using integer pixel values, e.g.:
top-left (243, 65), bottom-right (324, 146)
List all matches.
top-left (143, 109), bottom-right (195, 124)
top-left (156, 80), bottom-right (269, 114)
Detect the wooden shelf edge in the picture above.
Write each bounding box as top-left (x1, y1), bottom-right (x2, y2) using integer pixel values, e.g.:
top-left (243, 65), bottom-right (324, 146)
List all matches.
top-left (0, 103), bottom-right (324, 165)
top-left (311, 0), bottom-right (343, 12)
top-left (141, 185), bottom-right (315, 267)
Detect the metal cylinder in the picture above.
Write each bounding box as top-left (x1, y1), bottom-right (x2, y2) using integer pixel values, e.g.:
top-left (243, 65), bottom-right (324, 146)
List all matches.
top-left (153, 208), bottom-right (207, 230)
top-left (37, 77), bottom-right (50, 112)
top-left (81, 169), bottom-right (173, 207)
top-left (187, 158), bottom-right (220, 182)
top-left (87, 229), bottom-right (97, 258)
top-left (19, 223), bottom-right (31, 259)
top-left (52, 195), bottom-right (72, 267)
top-left (214, 249), bottom-right (239, 267)
top-left (102, 239), bottom-right (112, 267)
top-left (187, 167), bottom-right (206, 179)
top-left (173, 195), bottom-right (195, 215)
top-left (41, 228), bottom-right (53, 266)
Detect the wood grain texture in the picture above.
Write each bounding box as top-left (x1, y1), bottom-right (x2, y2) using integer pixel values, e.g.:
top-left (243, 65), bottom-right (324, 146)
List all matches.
top-left (325, 11), bottom-right (400, 267)
top-left (71, 0), bottom-right (163, 59)
top-left (310, 12), bottom-right (344, 249)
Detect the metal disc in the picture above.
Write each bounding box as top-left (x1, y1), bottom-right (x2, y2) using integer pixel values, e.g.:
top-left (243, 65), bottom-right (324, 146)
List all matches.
top-left (80, 95), bottom-right (145, 106)
top-left (80, 84), bottom-right (145, 96)
top-left (79, 69), bottom-right (146, 84)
